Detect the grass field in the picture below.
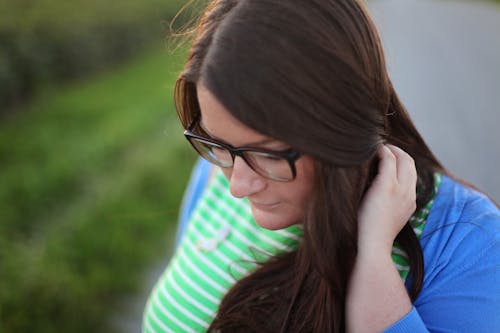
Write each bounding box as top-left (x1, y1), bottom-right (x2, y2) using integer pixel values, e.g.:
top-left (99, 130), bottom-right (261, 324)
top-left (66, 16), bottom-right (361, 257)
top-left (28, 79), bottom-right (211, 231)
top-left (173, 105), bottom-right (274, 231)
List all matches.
top-left (0, 44), bottom-right (196, 332)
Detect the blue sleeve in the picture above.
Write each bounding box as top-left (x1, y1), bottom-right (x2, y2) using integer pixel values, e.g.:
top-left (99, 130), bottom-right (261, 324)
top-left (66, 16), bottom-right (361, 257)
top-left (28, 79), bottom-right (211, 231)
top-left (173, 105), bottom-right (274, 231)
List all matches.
top-left (385, 178), bottom-right (500, 332)
top-left (384, 307), bottom-right (428, 332)
top-left (174, 158), bottom-right (213, 247)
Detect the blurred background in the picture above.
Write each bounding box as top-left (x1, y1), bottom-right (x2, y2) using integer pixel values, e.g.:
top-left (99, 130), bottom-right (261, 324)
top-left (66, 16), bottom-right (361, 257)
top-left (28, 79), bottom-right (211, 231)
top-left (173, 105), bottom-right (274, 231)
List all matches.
top-left (0, 1), bottom-right (198, 332)
top-left (0, 0), bottom-right (498, 332)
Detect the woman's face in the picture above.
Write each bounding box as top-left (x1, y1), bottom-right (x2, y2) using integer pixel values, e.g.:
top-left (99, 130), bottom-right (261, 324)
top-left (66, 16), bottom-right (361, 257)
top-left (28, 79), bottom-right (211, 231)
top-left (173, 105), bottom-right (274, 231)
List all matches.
top-left (196, 84), bottom-right (316, 230)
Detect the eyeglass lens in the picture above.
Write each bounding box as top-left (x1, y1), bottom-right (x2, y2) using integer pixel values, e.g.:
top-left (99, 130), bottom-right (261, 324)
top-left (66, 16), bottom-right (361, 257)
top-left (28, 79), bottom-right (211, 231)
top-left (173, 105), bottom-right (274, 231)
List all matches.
top-left (188, 137), bottom-right (294, 181)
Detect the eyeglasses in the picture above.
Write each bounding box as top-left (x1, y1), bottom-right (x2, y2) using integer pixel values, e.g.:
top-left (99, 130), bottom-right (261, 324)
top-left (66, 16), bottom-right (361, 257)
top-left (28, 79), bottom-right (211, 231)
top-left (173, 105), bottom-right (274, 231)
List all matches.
top-left (183, 117), bottom-right (301, 182)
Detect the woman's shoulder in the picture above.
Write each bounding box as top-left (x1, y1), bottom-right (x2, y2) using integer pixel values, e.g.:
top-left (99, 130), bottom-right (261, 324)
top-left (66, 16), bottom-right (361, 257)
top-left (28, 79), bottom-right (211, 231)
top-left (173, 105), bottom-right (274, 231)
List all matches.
top-left (425, 174), bottom-right (500, 234)
top-left (413, 175), bottom-right (500, 330)
top-left (176, 159), bottom-right (215, 246)
top-left (421, 174), bottom-right (500, 274)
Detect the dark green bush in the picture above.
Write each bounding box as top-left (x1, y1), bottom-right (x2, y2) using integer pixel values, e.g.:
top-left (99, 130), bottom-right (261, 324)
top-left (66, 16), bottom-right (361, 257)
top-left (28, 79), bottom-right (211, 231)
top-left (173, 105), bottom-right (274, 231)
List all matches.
top-left (0, 0), bottom-right (186, 112)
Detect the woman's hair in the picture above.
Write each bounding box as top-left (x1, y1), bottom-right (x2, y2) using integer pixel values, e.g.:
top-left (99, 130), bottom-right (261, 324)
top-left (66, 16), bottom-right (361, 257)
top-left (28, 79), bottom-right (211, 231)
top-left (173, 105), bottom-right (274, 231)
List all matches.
top-left (174, 0), bottom-right (443, 331)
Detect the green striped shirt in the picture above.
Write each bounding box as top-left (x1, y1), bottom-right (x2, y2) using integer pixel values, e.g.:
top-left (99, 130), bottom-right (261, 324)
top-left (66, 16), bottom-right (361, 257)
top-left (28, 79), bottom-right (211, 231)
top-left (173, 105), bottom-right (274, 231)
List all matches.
top-left (142, 171), bottom-right (441, 333)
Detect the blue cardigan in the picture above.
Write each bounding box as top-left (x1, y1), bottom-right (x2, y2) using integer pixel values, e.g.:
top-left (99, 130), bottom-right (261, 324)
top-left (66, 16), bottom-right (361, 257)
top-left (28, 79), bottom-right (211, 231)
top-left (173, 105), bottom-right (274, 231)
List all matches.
top-left (177, 160), bottom-right (500, 332)
top-left (388, 172), bottom-right (500, 332)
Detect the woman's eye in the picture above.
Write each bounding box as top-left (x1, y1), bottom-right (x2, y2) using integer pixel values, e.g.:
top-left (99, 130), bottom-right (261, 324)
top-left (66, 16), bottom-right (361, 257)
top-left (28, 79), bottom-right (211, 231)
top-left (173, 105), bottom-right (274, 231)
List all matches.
top-left (254, 154), bottom-right (284, 164)
top-left (210, 146), bottom-right (230, 159)
top-left (263, 155), bottom-right (282, 161)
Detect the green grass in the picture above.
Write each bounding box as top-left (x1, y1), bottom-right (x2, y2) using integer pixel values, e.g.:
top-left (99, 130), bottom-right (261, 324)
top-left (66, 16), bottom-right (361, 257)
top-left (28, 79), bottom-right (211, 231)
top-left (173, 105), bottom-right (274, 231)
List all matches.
top-left (0, 44), bottom-right (196, 333)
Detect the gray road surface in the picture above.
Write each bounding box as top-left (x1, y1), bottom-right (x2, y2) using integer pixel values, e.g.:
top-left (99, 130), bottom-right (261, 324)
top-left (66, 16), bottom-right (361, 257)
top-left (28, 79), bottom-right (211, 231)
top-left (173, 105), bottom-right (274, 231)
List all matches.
top-left (113, 1), bottom-right (500, 332)
top-left (371, 0), bottom-right (500, 202)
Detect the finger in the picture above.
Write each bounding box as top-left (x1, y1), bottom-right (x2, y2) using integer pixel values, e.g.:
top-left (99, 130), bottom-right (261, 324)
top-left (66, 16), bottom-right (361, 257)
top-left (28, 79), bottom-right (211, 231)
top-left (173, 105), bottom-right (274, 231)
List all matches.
top-left (386, 145), bottom-right (417, 185)
top-left (386, 145), bottom-right (417, 203)
top-left (375, 144), bottom-right (397, 186)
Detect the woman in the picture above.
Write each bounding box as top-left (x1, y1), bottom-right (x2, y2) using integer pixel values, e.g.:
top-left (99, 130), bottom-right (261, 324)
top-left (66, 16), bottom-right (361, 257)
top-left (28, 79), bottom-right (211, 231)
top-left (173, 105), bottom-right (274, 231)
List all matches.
top-left (143, 0), bottom-right (500, 332)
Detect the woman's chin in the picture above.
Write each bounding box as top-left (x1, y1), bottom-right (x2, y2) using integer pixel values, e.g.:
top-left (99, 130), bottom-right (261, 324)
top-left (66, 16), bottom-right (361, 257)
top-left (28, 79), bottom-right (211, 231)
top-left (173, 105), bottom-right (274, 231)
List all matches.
top-left (250, 205), bottom-right (295, 230)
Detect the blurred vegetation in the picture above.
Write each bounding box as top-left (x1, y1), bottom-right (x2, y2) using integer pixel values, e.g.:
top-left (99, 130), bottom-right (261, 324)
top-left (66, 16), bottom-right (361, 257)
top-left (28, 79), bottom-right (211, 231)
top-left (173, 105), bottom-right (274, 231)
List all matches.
top-left (0, 0), bottom-right (188, 112)
top-left (0, 44), bottom-right (197, 332)
top-left (0, 0), bottom-right (203, 331)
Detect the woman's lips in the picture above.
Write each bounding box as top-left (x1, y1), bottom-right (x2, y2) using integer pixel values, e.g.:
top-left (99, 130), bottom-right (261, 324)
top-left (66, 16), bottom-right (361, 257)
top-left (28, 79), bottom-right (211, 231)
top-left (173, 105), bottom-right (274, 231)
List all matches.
top-left (250, 201), bottom-right (281, 211)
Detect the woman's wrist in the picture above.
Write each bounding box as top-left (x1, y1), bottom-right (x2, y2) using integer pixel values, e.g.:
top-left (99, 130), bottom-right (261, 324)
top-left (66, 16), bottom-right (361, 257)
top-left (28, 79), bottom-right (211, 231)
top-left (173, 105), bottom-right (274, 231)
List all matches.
top-left (356, 241), bottom-right (394, 268)
top-left (357, 228), bottom-right (397, 258)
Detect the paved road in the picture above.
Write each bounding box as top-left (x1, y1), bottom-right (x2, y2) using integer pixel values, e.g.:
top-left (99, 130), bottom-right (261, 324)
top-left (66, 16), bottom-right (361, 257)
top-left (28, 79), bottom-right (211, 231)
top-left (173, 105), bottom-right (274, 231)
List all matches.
top-left (371, 0), bottom-right (500, 202)
top-left (113, 1), bottom-right (500, 332)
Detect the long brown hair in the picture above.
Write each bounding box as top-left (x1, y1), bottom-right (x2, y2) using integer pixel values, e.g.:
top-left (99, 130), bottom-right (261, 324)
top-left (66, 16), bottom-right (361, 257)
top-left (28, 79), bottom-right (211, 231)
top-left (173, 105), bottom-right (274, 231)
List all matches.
top-left (174, 0), bottom-right (444, 331)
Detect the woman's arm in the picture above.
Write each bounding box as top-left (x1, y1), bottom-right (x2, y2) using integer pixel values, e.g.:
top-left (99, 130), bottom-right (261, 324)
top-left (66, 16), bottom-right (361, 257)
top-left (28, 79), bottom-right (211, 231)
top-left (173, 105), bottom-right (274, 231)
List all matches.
top-left (347, 146), bottom-right (500, 332)
top-left (346, 145), bottom-right (417, 333)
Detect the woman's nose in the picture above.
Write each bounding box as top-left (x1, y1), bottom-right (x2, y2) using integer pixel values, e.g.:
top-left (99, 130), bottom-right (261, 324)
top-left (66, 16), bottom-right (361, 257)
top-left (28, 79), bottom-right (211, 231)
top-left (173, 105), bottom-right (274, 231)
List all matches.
top-left (229, 156), bottom-right (266, 198)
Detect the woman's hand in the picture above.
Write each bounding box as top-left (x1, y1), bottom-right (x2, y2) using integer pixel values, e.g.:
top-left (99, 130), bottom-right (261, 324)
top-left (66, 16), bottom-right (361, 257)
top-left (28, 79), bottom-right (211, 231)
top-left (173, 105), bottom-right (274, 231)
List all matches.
top-left (346, 144), bottom-right (417, 333)
top-left (357, 144), bottom-right (417, 255)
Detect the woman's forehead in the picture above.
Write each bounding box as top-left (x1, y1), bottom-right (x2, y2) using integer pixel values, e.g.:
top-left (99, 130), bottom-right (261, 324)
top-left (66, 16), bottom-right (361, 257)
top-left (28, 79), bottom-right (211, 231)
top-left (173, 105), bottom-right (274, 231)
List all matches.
top-left (196, 84), bottom-right (287, 148)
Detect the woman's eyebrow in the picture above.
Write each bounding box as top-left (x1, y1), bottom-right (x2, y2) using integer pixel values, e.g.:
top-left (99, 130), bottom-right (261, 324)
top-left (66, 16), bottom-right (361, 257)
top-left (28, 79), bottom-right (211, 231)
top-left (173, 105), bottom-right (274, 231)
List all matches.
top-left (199, 119), bottom-right (278, 147)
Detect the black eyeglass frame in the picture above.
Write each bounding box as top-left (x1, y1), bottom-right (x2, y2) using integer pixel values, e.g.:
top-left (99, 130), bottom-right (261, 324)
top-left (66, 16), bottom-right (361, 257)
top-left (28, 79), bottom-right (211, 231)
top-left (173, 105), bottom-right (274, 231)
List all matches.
top-left (183, 116), bottom-right (302, 181)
